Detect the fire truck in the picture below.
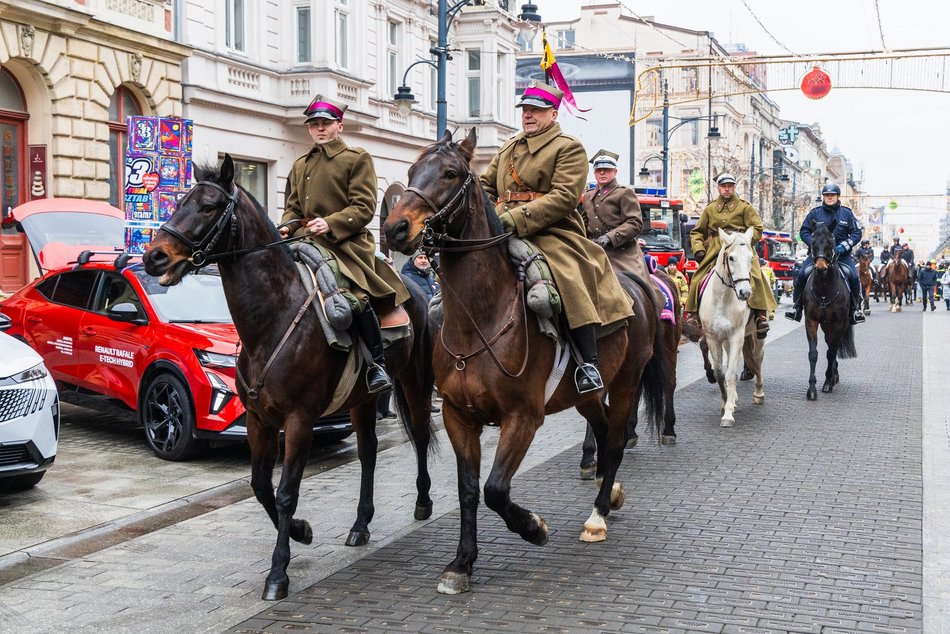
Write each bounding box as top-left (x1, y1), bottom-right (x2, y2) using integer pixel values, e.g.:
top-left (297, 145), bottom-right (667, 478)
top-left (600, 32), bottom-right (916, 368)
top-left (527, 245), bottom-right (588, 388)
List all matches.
top-left (634, 187), bottom-right (687, 274)
top-left (757, 230), bottom-right (796, 280)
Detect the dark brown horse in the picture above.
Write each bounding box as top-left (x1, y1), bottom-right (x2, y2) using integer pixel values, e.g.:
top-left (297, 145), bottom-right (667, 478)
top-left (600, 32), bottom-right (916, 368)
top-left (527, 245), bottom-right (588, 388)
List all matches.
top-left (803, 223), bottom-right (857, 400)
top-left (886, 248), bottom-right (909, 312)
top-left (857, 254), bottom-right (874, 314)
top-left (142, 155), bottom-right (435, 601)
top-left (383, 129), bottom-right (668, 594)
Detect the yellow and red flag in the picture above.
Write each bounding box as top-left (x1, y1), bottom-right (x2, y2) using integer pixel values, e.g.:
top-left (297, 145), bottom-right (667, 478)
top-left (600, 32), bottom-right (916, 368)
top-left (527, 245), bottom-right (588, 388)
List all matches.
top-left (540, 30), bottom-right (590, 118)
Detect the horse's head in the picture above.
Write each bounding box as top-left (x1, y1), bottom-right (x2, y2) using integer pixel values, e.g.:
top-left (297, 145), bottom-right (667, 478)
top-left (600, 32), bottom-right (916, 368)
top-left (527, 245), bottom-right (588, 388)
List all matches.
top-left (143, 154), bottom-right (239, 285)
top-left (717, 227), bottom-right (756, 301)
top-left (384, 128), bottom-right (478, 254)
top-left (811, 223), bottom-right (835, 271)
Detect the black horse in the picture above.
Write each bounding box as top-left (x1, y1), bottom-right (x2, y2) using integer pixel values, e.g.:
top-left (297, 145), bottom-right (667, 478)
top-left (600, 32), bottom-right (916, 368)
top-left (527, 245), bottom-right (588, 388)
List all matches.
top-left (143, 155), bottom-right (436, 601)
top-left (802, 223), bottom-right (857, 400)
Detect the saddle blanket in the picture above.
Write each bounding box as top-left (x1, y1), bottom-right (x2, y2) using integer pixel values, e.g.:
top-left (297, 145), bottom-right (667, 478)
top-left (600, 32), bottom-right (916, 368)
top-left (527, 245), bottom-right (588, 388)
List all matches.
top-left (649, 274), bottom-right (677, 323)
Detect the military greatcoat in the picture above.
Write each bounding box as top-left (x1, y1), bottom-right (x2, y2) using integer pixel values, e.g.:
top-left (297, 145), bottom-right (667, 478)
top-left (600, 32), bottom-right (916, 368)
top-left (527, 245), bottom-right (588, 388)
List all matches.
top-left (481, 123), bottom-right (633, 329)
top-left (684, 195), bottom-right (776, 313)
top-left (281, 138), bottom-right (409, 307)
top-left (581, 178), bottom-right (649, 281)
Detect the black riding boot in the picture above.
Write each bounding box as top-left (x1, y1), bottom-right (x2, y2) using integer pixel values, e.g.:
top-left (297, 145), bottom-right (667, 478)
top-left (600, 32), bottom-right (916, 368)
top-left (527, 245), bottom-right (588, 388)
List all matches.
top-left (784, 272), bottom-right (807, 322)
top-left (849, 276), bottom-right (866, 324)
top-left (570, 324), bottom-right (604, 394)
top-left (354, 306), bottom-right (392, 393)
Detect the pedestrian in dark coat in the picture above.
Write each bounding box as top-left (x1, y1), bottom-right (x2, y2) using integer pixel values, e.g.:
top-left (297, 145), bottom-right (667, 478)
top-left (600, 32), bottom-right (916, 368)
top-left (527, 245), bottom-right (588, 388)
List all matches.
top-left (401, 252), bottom-right (439, 302)
top-left (918, 260), bottom-right (938, 310)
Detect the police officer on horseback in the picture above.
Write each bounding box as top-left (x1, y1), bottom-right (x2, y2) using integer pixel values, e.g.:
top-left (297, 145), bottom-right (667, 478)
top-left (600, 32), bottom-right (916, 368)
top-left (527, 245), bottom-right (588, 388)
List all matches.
top-left (785, 183), bottom-right (866, 325)
top-left (280, 95), bottom-right (410, 393)
top-left (854, 239), bottom-right (874, 263)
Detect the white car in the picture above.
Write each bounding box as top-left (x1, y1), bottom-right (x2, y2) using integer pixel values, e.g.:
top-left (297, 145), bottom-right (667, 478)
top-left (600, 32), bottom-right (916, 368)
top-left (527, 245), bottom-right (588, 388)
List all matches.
top-left (0, 312), bottom-right (59, 489)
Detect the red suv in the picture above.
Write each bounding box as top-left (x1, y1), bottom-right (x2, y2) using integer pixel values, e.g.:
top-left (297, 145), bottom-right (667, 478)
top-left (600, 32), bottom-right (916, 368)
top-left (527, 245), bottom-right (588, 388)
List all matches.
top-left (0, 199), bottom-right (350, 460)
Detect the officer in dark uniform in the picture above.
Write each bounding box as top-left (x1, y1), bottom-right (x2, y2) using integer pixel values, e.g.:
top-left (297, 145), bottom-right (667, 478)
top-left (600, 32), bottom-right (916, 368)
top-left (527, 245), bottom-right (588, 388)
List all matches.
top-left (785, 183), bottom-right (866, 324)
top-left (854, 239), bottom-right (874, 263)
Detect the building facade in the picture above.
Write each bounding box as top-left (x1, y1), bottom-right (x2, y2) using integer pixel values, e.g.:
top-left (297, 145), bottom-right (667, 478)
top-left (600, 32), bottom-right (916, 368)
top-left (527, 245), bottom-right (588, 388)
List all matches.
top-left (0, 0), bottom-right (188, 292)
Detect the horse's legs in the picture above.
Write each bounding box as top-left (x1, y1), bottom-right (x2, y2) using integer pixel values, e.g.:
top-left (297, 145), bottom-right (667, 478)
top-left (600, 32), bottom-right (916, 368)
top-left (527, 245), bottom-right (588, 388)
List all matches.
top-left (248, 413), bottom-right (280, 530)
top-left (719, 330), bottom-right (743, 426)
top-left (700, 337), bottom-right (716, 383)
top-left (392, 374), bottom-right (434, 519)
top-left (577, 390), bottom-right (631, 543)
top-left (438, 402), bottom-right (483, 595)
top-left (822, 340), bottom-right (837, 393)
top-left (262, 416), bottom-right (314, 601)
top-left (345, 400), bottom-right (379, 547)
top-left (806, 319), bottom-right (819, 401)
top-left (707, 337), bottom-right (727, 408)
top-left (660, 331), bottom-right (678, 443)
top-left (580, 421), bottom-right (597, 479)
top-left (743, 334), bottom-right (765, 404)
top-left (483, 413), bottom-right (548, 545)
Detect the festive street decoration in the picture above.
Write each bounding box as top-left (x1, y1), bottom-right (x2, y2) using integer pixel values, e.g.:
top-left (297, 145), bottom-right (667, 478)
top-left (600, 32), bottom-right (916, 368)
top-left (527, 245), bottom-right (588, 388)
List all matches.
top-left (800, 66), bottom-right (832, 99)
top-left (540, 31), bottom-right (590, 119)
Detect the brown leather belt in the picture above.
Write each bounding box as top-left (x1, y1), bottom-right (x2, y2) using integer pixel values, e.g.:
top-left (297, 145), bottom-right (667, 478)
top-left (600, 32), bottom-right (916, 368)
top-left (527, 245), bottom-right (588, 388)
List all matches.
top-left (496, 191), bottom-right (543, 206)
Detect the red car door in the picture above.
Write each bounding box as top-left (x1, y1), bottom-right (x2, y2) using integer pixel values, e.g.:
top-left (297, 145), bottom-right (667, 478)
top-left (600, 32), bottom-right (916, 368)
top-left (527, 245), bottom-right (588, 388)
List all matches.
top-left (23, 270), bottom-right (99, 383)
top-left (76, 272), bottom-right (148, 408)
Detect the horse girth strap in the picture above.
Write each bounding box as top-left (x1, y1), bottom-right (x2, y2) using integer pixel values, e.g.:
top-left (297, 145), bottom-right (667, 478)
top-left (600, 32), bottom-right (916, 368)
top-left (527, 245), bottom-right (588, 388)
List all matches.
top-left (237, 282), bottom-right (322, 400)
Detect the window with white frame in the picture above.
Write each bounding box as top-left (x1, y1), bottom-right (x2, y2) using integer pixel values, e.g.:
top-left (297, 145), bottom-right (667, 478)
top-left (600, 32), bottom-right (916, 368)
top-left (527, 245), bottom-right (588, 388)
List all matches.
top-left (557, 29), bottom-right (575, 49)
top-left (335, 3), bottom-right (349, 70)
top-left (496, 53), bottom-right (506, 117)
top-left (387, 21), bottom-right (400, 97)
top-left (466, 49), bottom-right (481, 118)
top-left (429, 39), bottom-right (438, 111)
top-left (225, 0), bottom-right (246, 52)
top-left (296, 5), bottom-right (311, 64)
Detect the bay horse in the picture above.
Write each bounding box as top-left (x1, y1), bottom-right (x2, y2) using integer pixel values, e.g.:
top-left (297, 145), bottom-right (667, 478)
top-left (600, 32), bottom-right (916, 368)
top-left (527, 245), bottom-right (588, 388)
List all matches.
top-left (857, 254), bottom-right (874, 315)
top-left (886, 248), bottom-right (909, 312)
top-left (142, 155), bottom-right (436, 601)
top-left (802, 223), bottom-right (857, 400)
top-left (383, 129), bottom-right (668, 595)
top-left (697, 227), bottom-right (765, 427)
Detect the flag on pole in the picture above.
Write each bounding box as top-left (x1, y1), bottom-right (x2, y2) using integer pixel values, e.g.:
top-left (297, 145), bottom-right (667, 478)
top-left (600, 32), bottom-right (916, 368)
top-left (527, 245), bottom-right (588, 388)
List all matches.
top-left (540, 30), bottom-right (590, 119)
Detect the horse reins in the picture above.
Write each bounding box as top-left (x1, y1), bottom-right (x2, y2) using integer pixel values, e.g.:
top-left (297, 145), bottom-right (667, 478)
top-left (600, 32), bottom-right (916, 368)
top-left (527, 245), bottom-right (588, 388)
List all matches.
top-left (714, 241), bottom-right (752, 300)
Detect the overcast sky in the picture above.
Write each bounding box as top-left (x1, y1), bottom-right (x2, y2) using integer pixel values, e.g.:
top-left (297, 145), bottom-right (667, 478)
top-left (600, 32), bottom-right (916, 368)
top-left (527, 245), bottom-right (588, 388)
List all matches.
top-left (536, 0), bottom-right (950, 199)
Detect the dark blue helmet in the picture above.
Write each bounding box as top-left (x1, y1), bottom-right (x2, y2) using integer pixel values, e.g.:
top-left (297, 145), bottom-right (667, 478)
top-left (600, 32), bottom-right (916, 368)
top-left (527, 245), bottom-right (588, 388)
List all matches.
top-left (821, 183), bottom-right (841, 195)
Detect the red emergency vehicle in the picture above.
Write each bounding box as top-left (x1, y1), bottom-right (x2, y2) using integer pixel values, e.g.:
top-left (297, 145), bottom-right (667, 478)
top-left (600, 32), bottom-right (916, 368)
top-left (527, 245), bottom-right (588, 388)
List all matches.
top-left (757, 230), bottom-right (796, 280)
top-left (635, 187), bottom-right (687, 273)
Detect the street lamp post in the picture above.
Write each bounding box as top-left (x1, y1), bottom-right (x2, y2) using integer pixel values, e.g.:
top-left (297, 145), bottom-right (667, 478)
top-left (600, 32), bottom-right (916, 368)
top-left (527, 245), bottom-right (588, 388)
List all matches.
top-left (659, 79), bottom-right (720, 192)
top-left (393, 1), bottom-right (542, 139)
top-left (751, 165), bottom-right (789, 229)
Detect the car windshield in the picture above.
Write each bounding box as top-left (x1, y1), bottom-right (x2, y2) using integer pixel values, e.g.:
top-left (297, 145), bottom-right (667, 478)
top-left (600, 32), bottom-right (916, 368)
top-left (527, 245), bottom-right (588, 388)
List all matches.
top-left (133, 267), bottom-right (233, 323)
top-left (640, 206), bottom-right (682, 250)
top-left (19, 211), bottom-right (124, 255)
top-left (767, 239), bottom-right (794, 261)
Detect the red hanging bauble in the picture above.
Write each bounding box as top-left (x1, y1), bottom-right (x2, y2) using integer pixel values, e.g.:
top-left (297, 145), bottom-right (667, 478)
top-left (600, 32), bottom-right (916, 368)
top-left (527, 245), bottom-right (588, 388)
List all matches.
top-left (801, 66), bottom-right (832, 100)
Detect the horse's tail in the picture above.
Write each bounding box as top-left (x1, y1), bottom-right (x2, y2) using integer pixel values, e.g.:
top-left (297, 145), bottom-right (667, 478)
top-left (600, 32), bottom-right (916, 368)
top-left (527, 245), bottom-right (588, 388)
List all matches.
top-left (640, 314), bottom-right (672, 440)
top-left (837, 322), bottom-right (858, 359)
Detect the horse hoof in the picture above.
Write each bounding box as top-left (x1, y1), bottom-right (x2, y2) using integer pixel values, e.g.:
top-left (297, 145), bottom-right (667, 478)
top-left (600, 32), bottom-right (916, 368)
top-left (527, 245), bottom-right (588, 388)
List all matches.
top-left (660, 434), bottom-right (676, 445)
top-left (437, 571), bottom-right (471, 595)
top-left (807, 388), bottom-right (817, 401)
top-left (822, 384), bottom-right (833, 393)
top-left (720, 418), bottom-right (734, 428)
top-left (344, 530), bottom-right (370, 547)
top-left (740, 369), bottom-right (754, 381)
top-left (752, 394), bottom-right (765, 405)
top-left (706, 371), bottom-right (716, 384)
top-left (864, 309), bottom-right (870, 315)
top-left (415, 502), bottom-right (433, 520)
top-left (610, 483), bottom-right (625, 510)
top-left (579, 464), bottom-right (597, 480)
top-left (626, 434), bottom-right (639, 449)
top-left (262, 580), bottom-right (289, 601)
top-left (291, 519), bottom-right (313, 545)
top-left (525, 513), bottom-right (549, 546)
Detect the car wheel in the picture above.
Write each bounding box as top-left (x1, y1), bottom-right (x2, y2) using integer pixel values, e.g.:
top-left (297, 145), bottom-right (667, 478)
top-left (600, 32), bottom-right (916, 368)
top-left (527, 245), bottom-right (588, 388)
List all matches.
top-left (141, 372), bottom-right (207, 461)
top-left (0, 471), bottom-right (46, 490)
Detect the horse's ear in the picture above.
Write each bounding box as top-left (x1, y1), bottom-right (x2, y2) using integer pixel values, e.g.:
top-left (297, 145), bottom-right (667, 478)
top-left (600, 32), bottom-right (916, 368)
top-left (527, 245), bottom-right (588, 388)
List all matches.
top-left (458, 128), bottom-right (477, 163)
top-left (744, 227), bottom-right (756, 243)
top-left (220, 154), bottom-right (235, 187)
top-left (718, 227), bottom-right (732, 244)
top-left (439, 129), bottom-right (454, 145)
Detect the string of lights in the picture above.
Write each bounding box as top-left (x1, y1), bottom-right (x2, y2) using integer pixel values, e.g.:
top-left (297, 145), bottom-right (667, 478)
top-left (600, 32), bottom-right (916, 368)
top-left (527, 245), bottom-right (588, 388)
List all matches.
top-left (874, 0), bottom-right (889, 51)
top-left (613, 0), bottom-right (697, 52)
top-left (736, 0), bottom-right (798, 56)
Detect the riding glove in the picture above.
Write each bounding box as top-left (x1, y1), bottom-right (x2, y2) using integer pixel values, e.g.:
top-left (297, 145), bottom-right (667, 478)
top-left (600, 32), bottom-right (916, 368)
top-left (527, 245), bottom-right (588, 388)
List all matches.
top-left (499, 212), bottom-right (515, 233)
top-left (694, 250), bottom-right (706, 262)
top-left (595, 235), bottom-right (611, 248)
top-left (834, 244), bottom-right (847, 255)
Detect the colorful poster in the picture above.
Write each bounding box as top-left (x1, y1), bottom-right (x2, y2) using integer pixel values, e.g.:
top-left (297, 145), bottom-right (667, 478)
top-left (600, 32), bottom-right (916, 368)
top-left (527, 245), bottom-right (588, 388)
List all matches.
top-left (124, 116), bottom-right (193, 254)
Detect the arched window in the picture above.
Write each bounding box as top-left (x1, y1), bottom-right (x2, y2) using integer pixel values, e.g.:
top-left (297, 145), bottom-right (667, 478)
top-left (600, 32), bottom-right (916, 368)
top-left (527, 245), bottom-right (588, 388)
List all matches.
top-left (0, 68), bottom-right (27, 218)
top-left (108, 86), bottom-right (143, 207)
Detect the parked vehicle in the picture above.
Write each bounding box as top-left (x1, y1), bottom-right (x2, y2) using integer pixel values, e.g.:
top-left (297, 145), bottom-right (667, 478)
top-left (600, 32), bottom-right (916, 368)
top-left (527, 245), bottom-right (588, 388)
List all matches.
top-left (635, 187), bottom-right (687, 273)
top-left (0, 312), bottom-right (59, 489)
top-left (757, 230), bottom-right (796, 280)
top-left (0, 199), bottom-right (351, 461)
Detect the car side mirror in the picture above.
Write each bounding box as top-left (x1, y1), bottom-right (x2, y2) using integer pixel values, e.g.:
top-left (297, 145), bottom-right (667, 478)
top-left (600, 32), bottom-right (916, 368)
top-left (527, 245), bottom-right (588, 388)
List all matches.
top-left (107, 302), bottom-right (146, 325)
top-left (0, 312), bottom-right (11, 331)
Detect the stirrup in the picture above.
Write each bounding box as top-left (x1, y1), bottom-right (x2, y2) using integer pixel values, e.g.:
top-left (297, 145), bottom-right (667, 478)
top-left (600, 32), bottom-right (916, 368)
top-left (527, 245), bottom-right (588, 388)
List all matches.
top-left (574, 363), bottom-right (604, 394)
top-left (366, 363), bottom-right (392, 394)
top-left (755, 315), bottom-right (770, 339)
top-left (852, 310), bottom-right (866, 325)
top-left (784, 305), bottom-right (802, 322)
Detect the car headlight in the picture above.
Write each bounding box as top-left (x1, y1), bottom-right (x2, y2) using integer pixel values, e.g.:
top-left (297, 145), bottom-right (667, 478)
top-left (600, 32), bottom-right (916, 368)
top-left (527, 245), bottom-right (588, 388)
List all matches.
top-left (194, 349), bottom-right (237, 368)
top-left (0, 362), bottom-right (48, 386)
top-left (204, 370), bottom-right (234, 415)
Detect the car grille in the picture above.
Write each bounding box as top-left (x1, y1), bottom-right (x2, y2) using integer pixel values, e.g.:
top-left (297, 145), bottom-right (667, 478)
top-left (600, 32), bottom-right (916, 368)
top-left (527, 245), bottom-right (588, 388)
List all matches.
top-left (0, 383), bottom-right (49, 424)
top-left (0, 443), bottom-right (32, 467)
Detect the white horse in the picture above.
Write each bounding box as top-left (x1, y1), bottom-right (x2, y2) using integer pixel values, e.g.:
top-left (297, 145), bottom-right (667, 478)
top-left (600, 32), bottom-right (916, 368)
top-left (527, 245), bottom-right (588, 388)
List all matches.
top-left (698, 227), bottom-right (765, 427)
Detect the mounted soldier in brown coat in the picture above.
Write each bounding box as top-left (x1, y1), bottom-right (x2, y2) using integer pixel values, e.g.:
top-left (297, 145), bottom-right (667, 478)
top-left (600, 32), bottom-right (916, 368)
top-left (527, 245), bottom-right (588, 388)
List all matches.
top-left (481, 81), bottom-right (633, 393)
top-left (279, 96), bottom-right (408, 393)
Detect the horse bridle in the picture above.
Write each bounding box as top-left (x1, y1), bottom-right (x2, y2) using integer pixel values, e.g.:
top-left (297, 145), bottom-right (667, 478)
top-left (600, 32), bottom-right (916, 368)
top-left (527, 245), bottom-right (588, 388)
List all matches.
top-left (159, 181), bottom-right (239, 267)
top-left (714, 241), bottom-right (753, 300)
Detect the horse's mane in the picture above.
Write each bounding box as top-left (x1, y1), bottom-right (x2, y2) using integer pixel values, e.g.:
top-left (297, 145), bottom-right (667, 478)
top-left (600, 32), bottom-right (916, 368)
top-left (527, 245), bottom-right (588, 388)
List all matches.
top-left (416, 140), bottom-right (504, 236)
top-left (193, 161), bottom-right (283, 243)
